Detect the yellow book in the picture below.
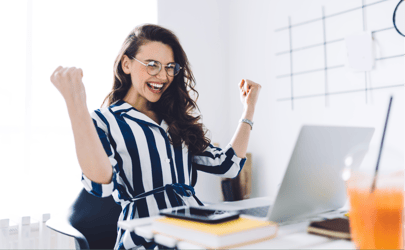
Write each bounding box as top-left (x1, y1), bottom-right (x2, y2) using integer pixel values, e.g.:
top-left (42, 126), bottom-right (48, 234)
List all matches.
top-left (152, 216), bottom-right (278, 249)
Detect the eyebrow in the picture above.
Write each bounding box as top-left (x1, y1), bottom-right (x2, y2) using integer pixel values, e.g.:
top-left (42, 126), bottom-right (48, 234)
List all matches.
top-left (144, 59), bottom-right (176, 65)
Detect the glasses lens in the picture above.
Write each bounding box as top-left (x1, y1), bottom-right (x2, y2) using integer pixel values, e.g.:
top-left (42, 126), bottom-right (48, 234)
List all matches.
top-left (166, 63), bottom-right (181, 76)
top-left (147, 61), bottom-right (161, 76)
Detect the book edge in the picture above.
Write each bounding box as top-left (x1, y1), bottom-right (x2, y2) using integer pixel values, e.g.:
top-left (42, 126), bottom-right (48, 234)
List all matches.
top-left (154, 230), bottom-right (279, 249)
top-left (307, 227), bottom-right (351, 239)
top-left (154, 217), bottom-right (277, 236)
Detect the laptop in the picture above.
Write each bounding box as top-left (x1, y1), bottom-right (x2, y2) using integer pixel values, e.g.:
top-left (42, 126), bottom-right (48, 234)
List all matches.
top-left (235, 125), bottom-right (375, 223)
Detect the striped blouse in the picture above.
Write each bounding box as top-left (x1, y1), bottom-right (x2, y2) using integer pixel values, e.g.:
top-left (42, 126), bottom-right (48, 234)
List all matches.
top-left (81, 100), bottom-right (246, 250)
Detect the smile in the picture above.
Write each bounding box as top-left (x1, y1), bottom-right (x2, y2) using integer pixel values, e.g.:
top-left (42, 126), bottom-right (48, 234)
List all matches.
top-left (146, 82), bottom-right (164, 93)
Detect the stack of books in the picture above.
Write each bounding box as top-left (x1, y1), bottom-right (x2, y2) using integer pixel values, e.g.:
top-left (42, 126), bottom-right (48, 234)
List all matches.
top-left (152, 215), bottom-right (278, 249)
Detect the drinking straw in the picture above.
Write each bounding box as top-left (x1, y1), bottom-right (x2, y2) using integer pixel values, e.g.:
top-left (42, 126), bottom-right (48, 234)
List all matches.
top-left (370, 96), bottom-right (393, 193)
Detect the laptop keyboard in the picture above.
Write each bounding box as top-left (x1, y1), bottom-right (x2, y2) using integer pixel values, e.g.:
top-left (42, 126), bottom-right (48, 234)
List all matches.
top-left (238, 205), bottom-right (271, 218)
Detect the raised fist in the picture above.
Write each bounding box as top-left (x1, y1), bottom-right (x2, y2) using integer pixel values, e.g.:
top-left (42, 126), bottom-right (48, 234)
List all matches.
top-left (50, 66), bottom-right (86, 103)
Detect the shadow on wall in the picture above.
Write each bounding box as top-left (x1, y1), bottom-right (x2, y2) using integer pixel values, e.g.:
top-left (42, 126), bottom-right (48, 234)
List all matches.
top-left (221, 153), bottom-right (252, 201)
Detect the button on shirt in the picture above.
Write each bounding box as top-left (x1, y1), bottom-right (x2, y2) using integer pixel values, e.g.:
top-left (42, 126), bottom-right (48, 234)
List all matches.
top-left (81, 100), bottom-right (246, 250)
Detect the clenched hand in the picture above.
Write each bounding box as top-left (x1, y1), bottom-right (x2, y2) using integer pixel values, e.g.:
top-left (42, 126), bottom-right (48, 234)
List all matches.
top-left (50, 66), bottom-right (86, 104)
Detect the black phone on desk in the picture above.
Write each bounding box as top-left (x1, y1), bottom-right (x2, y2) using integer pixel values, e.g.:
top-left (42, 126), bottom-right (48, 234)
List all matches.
top-left (159, 206), bottom-right (240, 223)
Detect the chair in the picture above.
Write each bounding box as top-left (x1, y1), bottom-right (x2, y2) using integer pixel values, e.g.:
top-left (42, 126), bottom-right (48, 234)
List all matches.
top-left (46, 188), bottom-right (122, 249)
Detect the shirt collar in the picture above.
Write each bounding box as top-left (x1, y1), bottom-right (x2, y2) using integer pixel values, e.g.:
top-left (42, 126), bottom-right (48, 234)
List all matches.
top-left (110, 100), bottom-right (168, 130)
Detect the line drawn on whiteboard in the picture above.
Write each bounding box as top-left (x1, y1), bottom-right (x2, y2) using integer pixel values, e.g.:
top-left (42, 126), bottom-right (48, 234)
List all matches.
top-left (275, 0), bottom-right (404, 109)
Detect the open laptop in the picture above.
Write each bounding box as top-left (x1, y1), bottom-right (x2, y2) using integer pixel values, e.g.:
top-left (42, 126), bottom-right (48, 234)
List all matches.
top-left (218, 125), bottom-right (375, 223)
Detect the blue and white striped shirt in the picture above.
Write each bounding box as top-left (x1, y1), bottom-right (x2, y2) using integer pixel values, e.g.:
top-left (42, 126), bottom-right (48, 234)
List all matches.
top-left (81, 100), bottom-right (246, 249)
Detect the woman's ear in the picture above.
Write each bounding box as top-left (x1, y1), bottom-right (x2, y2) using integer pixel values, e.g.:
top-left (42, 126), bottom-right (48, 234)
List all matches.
top-left (121, 55), bottom-right (132, 75)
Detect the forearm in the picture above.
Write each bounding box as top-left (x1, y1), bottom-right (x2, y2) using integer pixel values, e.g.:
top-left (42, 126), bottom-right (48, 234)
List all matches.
top-left (229, 106), bottom-right (255, 158)
top-left (66, 99), bottom-right (113, 184)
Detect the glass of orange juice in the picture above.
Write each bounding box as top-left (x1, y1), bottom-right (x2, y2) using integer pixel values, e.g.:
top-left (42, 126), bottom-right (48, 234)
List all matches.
top-left (346, 169), bottom-right (404, 249)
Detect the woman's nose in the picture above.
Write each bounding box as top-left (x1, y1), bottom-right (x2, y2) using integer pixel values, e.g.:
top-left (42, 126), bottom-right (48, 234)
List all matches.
top-left (156, 67), bottom-right (167, 80)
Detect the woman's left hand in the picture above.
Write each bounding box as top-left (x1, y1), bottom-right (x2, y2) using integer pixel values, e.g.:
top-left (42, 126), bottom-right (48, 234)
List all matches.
top-left (239, 79), bottom-right (262, 109)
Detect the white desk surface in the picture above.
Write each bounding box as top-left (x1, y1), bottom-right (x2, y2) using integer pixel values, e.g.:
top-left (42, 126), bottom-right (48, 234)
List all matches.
top-left (118, 197), bottom-right (356, 249)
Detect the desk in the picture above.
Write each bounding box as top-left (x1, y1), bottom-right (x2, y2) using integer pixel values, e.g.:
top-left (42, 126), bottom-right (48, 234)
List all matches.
top-left (118, 197), bottom-right (356, 249)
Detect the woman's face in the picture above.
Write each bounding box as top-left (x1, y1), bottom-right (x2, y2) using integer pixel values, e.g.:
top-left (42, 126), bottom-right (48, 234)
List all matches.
top-left (123, 41), bottom-right (175, 105)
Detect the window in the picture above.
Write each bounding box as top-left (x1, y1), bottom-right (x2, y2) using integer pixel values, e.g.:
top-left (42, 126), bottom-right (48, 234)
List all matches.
top-left (0, 0), bottom-right (157, 218)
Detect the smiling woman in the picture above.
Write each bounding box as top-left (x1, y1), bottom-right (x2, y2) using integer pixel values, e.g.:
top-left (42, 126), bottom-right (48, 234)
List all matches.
top-left (122, 42), bottom-right (177, 113)
top-left (0, 0), bottom-right (157, 219)
top-left (50, 23), bottom-right (261, 249)
top-left (104, 26), bottom-right (210, 155)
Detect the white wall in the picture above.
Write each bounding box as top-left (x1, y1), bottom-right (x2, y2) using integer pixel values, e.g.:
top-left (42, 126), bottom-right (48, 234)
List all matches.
top-left (158, 0), bottom-right (404, 203)
top-left (0, 0), bottom-right (158, 218)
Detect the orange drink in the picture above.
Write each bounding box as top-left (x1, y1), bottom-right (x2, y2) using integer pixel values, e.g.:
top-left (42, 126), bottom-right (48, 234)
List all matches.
top-left (348, 187), bottom-right (403, 249)
top-left (347, 172), bottom-right (404, 249)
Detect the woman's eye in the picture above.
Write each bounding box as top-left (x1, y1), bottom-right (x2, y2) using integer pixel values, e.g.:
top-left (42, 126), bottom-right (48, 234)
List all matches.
top-left (148, 61), bottom-right (159, 68)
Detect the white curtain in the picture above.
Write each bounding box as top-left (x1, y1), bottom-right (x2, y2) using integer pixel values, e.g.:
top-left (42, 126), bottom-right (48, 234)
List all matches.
top-left (0, 0), bottom-right (157, 218)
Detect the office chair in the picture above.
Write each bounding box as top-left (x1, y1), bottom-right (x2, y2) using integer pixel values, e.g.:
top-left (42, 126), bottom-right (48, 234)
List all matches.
top-left (46, 188), bottom-right (122, 249)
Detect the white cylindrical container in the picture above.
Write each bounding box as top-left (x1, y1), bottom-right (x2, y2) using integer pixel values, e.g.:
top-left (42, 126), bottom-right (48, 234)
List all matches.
top-left (18, 216), bottom-right (31, 249)
top-left (0, 219), bottom-right (9, 249)
top-left (39, 213), bottom-right (51, 249)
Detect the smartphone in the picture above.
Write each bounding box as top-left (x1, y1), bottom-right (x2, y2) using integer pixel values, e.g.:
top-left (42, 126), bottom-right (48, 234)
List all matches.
top-left (159, 206), bottom-right (240, 223)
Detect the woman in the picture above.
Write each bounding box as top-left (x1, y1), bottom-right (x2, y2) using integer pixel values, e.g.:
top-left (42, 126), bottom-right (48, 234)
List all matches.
top-left (50, 24), bottom-right (261, 249)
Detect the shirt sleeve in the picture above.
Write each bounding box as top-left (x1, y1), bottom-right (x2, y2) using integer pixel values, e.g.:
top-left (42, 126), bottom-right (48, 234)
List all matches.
top-left (80, 110), bottom-right (117, 198)
top-left (192, 144), bottom-right (246, 178)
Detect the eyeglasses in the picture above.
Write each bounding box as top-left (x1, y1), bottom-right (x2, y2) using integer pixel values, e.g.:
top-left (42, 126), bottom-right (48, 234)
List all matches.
top-left (132, 57), bottom-right (182, 77)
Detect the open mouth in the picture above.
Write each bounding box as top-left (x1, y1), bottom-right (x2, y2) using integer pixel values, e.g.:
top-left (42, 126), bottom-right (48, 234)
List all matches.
top-left (146, 82), bottom-right (164, 93)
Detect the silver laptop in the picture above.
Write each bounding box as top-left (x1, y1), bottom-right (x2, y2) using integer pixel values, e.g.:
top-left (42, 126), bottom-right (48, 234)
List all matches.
top-left (238, 125), bottom-right (375, 223)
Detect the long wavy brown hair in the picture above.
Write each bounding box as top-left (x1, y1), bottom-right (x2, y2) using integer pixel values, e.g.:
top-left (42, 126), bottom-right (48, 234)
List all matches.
top-left (102, 24), bottom-right (210, 155)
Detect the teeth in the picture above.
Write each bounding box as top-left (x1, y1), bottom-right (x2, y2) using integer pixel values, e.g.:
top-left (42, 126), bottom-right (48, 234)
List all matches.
top-left (148, 82), bottom-right (163, 89)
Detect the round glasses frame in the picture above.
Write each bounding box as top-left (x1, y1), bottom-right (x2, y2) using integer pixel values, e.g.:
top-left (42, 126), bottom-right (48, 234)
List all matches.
top-left (131, 57), bottom-right (182, 77)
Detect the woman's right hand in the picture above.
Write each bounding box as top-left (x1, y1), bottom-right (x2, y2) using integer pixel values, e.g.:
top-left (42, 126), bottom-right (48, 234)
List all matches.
top-left (50, 66), bottom-right (86, 104)
top-left (50, 66), bottom-right (113, 184)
